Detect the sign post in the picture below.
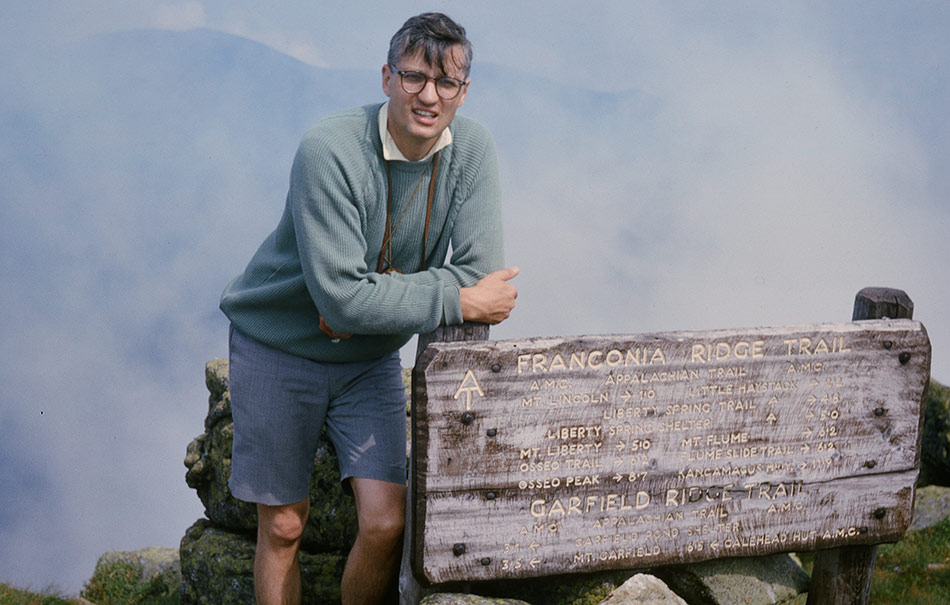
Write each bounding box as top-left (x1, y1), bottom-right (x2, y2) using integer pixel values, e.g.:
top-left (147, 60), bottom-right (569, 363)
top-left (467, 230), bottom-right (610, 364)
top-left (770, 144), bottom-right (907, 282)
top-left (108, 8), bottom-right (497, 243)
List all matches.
top-left (806, 287), bottom-right (921, 605)
top-left (400, 323), bottom-right (491, 604)
top-left (409, 306), bottom-right (930, 590)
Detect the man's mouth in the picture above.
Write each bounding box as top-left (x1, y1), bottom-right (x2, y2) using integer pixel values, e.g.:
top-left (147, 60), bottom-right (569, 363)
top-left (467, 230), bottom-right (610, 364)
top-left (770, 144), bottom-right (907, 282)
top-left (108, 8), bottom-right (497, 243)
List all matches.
top-left (413, 109), bottom-right (437, 119)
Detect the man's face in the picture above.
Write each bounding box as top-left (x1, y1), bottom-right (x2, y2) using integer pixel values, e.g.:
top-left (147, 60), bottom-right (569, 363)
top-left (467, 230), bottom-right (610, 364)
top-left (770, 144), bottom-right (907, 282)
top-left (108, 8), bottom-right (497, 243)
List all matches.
top-left (382, 45), bottom-right (469, 161)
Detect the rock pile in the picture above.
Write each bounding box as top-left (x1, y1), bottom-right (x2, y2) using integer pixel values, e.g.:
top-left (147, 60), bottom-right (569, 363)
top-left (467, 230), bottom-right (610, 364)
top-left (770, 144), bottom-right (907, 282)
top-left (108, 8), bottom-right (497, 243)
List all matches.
top-left (180, 358), bottom-right (358, 603)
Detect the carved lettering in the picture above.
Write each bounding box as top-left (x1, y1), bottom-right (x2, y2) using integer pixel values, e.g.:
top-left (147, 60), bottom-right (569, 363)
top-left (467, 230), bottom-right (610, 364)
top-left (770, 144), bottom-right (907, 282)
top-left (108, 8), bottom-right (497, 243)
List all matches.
top-left (690, 340), bottom-right (764, 363)
top-left (415, 322), bottom-right (930, 584)
top-left (517, 347), bottom-right (668, 374)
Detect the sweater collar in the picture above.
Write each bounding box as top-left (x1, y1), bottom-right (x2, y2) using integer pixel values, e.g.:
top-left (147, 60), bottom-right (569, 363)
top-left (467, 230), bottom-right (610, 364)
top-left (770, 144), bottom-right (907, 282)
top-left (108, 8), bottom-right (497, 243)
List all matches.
top-left (378, 102), bottom-right (452, 162)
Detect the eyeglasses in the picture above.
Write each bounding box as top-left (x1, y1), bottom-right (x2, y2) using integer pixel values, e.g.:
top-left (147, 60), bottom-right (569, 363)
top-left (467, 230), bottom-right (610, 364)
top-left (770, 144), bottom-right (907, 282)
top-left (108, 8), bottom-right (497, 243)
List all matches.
top-left (389, 65), bottom-right (468, 100)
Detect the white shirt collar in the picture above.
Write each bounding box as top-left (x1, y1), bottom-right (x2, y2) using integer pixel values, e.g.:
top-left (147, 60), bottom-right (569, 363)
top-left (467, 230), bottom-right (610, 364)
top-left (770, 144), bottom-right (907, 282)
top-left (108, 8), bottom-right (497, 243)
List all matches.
top-left (378, 102), bottom-right (452, 162)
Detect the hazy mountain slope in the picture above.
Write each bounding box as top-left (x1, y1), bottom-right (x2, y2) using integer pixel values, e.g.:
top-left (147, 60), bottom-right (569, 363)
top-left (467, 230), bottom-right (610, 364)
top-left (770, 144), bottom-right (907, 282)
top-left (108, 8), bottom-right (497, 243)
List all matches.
top-left (0, 27), bottom-right (653, 594)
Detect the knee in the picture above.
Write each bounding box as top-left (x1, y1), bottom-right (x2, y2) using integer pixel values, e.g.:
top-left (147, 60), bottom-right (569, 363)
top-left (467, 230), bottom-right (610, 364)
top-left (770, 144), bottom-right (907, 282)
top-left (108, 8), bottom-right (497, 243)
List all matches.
top-left (359, 512), bottom-right (405, 548)
top-left (258, 503), bottom-right (308, 548)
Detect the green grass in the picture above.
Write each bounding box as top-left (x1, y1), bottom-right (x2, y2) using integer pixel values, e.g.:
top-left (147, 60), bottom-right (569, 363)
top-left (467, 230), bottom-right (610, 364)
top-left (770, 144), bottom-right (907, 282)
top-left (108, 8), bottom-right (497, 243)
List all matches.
top-left (794, 516), bottom-right (950, 605)
top-left (870, 516), bottom-right (950, 604)
top-left (1, 555), bottom-right (178, 605)
top-left (79, 559), bottom-right (177, 605)
top-left (0, 583), bottom-right (77, 605)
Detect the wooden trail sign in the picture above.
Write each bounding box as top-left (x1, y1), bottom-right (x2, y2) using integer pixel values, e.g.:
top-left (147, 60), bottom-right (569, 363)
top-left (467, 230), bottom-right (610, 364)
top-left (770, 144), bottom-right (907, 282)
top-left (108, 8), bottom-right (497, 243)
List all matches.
top-left (410, 319), bottom-right (930, 585)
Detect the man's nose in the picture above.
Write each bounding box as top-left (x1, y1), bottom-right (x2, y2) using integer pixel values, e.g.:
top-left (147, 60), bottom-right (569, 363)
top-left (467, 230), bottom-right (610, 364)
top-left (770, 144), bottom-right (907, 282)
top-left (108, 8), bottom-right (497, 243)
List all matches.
top-left (417, 79), bottom-right (439, 103)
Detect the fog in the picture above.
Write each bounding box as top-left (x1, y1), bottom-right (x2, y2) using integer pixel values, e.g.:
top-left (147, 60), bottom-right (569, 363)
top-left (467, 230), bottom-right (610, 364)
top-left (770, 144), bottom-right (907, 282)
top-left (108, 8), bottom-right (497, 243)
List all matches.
top-left (1, 1), bottom-right (948, 594)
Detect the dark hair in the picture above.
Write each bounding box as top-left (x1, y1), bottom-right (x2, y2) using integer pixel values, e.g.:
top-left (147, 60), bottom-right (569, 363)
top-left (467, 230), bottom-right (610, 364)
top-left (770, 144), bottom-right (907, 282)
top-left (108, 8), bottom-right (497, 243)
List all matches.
top-left (388, 12), bottom-right (473, 78)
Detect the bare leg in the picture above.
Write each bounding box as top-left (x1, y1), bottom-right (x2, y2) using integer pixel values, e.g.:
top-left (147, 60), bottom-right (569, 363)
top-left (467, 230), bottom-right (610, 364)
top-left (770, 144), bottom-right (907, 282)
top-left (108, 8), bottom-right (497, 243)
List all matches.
top-left (341, 478), bottom-right (407, 605)
top-left (255, 499), bottom-right (310, 605)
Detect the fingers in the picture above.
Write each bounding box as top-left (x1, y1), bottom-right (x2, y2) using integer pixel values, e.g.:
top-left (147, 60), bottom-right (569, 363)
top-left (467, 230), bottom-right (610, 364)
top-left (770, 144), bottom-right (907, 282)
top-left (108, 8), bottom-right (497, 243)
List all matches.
top-left (479, 267), bottom-right (519, 324)
top-left (488, 266), bottom-right (519, 282)
top-left (496, 267), bottom-right (518, 303)
top-left (460, 266), bottom-right (520, 325)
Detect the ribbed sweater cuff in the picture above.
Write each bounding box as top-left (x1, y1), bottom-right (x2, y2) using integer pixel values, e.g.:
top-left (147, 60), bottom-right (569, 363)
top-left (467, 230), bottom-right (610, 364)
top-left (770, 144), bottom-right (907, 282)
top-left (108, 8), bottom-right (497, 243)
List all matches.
top-left (442, 284), bottom-right (462, 325)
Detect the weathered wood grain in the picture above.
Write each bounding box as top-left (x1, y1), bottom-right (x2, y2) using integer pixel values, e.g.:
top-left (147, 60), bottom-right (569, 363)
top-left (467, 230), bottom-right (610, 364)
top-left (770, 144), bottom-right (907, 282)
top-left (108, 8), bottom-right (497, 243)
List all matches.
top-left (419, 472), bottom-right (916, 583)
top-left (805, 287), bottom-right (921, 605)
top-left (403, 323), bottom-right (491, 604)
top-left (411, 320), bottom-right (930, 585)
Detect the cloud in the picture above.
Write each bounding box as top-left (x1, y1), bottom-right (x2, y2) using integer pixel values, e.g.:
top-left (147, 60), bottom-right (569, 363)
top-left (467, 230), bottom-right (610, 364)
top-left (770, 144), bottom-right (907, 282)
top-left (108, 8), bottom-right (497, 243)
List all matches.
top-left (153, 2), bottom-right (207, 30)
top-left (154, 2), bottom-right (207, 31)
top-left (2, 1), bottom-right (949, 596)
top-left (217, 23), bottom-right (329, 67)
top-left (480, 4), bottom-right (950, 375)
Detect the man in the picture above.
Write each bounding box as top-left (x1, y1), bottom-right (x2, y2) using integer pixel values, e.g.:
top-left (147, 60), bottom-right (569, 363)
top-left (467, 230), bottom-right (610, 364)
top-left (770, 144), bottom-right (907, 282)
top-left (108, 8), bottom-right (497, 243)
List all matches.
top-left (219, 12), bottom-right (518, 604)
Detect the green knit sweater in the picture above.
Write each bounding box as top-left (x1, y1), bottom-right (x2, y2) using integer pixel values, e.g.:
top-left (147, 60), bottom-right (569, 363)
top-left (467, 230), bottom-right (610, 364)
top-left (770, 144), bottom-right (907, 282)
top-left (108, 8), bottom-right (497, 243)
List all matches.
top-left (220, 104), bottom-right (504, 362)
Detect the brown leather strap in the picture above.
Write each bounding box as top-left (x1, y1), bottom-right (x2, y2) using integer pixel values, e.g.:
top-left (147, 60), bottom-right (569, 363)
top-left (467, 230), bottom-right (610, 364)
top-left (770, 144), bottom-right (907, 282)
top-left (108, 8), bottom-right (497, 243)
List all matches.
top-left (377, 151), bottom-right (439, 274)
top-left (378, 164), bottom-right (395, 273)
top-left (421, 151), bottom-right (439, 269)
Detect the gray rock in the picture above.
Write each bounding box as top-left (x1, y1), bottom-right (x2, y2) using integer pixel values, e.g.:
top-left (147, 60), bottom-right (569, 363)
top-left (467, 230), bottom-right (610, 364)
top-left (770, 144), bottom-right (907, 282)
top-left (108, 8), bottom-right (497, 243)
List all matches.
top-left (657, 554), bottom-right (809, 605)
top-left (599, 573), bottom-right (687, 604)
top-left (83, 547), bottom-right (181, 602)
top-left (99, 547), bottom-right (180, 583)
top-left (179, 518), bottom-right (346, 604)
top-left (461, 570), bottom-right (634, 604)
top-left (180, 359), bottom-right (363, 603)
top-left (178, 360), bottom-right (421, 603)
top-left (911, 484), bottom-right (950, 530)
top-left (420, 594), bottom-right (531, 605)
top-left (184, 359), bottom-right (358, 551)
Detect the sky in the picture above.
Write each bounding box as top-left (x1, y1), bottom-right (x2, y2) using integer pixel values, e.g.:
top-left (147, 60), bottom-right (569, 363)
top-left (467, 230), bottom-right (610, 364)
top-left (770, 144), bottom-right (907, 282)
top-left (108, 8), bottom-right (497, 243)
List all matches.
top-left (2, 0), bottom-right (949, 596)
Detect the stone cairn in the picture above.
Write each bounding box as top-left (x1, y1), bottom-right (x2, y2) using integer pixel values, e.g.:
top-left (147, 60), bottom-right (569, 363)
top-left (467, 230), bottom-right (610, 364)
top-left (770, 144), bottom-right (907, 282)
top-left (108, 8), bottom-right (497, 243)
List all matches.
top-left (180, 358), bottom-right (359, 604)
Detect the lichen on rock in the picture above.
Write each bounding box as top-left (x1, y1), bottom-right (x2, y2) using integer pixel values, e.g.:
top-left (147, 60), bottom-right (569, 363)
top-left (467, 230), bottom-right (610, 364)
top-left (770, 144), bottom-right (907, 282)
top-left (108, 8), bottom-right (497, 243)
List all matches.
top-left (180, 359), bottom-right (359, 601)
top-left (182, 358), bottom-right (358, 551)
top-left (179, 519), bottom-right (347, 604)
top-left (83, 547), bottom-right (181, 603)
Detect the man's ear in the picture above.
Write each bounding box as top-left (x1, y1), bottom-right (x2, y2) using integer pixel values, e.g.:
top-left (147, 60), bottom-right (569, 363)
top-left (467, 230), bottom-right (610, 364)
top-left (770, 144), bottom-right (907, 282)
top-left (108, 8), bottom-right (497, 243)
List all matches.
top-left (381, 64), bottom-right (393, 98)
top-left (457, 79), bottom-right (470, 107)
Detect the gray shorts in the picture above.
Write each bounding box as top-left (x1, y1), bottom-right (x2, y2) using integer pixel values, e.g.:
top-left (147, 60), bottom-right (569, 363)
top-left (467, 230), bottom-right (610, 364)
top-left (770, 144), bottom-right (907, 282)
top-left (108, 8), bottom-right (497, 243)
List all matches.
top-left (227, 326), bottom-right (407, 506)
